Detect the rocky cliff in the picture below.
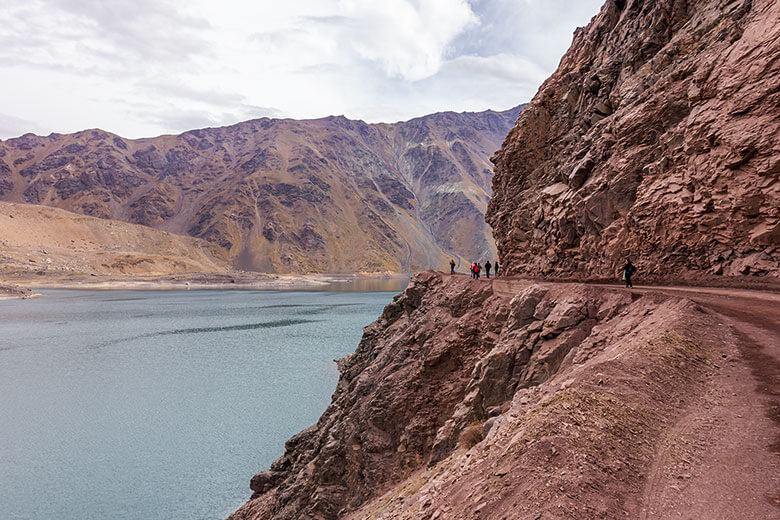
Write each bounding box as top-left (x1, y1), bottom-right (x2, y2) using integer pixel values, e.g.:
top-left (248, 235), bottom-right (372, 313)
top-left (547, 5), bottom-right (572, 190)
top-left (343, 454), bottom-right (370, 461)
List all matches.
top-left (0, 107), bottom-right (522, 274)
top-left (487, 0), bottom-right (779, 282)
top-left (230, 272), bottom-right (774, 519)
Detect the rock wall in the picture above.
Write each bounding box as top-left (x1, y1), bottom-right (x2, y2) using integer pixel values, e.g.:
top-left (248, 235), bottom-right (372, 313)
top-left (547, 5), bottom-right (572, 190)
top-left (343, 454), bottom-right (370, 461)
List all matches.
top-left (486, 0), bottom-right (779, 282)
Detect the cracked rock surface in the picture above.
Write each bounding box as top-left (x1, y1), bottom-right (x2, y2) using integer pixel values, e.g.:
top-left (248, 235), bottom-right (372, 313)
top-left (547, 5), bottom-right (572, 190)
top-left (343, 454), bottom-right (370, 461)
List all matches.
top-left (487, 0), bottom-right (780, 283)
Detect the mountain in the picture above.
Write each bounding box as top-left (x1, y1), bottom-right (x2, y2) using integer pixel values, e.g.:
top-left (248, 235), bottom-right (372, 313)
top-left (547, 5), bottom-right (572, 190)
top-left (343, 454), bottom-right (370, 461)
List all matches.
top-left (0, 201), bottom-right (229, 277)
top-left (487, 0), bottom-right (779, 282)
top-left (0, 106), bottom-right (522, 273)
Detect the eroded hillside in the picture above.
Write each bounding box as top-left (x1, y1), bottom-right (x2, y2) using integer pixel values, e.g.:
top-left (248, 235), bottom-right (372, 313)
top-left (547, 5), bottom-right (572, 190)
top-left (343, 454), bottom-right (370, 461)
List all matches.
top-left (0, 107), bottom-right (522, 273)
top-left (229, 273), bottom-right (780, 519)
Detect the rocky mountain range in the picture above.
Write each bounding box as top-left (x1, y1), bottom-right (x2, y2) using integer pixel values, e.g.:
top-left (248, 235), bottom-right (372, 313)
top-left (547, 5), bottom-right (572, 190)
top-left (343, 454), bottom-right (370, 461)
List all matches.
top-left (0, 106), bottom-right (522, 273)
top-left (487, 0), bottom-right (778, 282)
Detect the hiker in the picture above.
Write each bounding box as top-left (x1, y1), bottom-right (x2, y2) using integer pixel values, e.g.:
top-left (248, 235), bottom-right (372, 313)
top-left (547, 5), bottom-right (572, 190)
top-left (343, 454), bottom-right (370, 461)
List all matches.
top-left (485, 260), bottom-right (492, 278)
top-left (450, 259), bottom-right (456, 274)
top-left (476, 263), bottom-right (481, 279)
top-left (470, 262), bottom-right (476, 279)
top-left (622, 258), bottom-right (637, 288)
top-left (495, 261), bottom-right (499, 276)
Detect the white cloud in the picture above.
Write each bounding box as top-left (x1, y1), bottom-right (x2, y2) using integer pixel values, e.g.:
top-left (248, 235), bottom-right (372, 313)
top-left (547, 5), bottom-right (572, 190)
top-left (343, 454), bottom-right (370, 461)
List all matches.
top-left (330, 0), bottom-right (478, 81)
top-left (0, 0), bottom-right (604, 139)
top-left (0, 113), bottom-right (44, 137)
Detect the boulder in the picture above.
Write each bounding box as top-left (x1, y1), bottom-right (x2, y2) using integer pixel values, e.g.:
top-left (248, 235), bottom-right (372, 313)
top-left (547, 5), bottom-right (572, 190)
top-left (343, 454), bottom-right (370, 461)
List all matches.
top-left (508, 285), bottom-right (549, 329)
top-left (542, 296), bottom-right (587, 337)
top-left (568, 153), bottom-right (594, 189)
top-left (249, 470), bottom-right (285, 494)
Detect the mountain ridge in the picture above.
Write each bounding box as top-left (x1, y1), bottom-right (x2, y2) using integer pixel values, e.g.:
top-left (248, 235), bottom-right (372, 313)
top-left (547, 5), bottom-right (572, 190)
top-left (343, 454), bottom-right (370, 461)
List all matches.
top-left (0, 105), bottom-right (524, 273)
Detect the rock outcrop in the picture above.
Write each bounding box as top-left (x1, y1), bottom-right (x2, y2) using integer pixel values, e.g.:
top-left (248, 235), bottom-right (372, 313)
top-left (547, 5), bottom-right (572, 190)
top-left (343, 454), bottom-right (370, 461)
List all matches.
top-left (229, 272), bottom-right (729, 519)
top-left (487, 0), bottom-right (780, 282)
top-left (0, 282), bottom-right (35, 299)
top-left (0, 106), bottom-right (523, 274)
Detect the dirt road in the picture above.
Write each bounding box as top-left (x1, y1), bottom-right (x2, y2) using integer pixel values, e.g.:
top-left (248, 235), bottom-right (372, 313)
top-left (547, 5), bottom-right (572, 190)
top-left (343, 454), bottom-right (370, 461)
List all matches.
top-left (488, 275), bottom-right (780, 518)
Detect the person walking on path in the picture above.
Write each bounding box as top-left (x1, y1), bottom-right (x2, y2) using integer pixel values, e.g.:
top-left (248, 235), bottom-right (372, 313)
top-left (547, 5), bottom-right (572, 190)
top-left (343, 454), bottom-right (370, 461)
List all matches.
top-left (476, 263), bottom-right (481, 279)
top-left (450, 259), bottom-right (456, 274)
top-left (470, 262), bottom-right (476, 279)
top-left (622, 258), bottom-right (637, 288)
top-left (495, 261), bottom-right (499, 276)
top-left (485, 261), bottom-right (492, 278)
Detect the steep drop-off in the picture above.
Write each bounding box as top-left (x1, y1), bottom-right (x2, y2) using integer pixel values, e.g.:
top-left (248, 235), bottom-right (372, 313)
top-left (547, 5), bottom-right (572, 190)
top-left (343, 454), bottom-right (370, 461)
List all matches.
top-left (0, 107), bottom-right (521, 273)
top-left (487, 0), bottom-right (779, 282)
top-left (230, 273), bottom-right (780, 519)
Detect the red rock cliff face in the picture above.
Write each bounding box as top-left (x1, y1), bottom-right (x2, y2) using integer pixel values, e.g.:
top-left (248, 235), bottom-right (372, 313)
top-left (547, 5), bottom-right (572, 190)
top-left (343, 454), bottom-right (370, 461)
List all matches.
top-left (486, 0), bottom-right (779, 282)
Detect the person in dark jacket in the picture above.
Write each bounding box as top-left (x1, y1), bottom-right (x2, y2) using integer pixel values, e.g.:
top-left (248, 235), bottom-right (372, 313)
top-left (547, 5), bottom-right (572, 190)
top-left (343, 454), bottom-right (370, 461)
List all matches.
top-left (622, 259), bottom-right (637, 288)
top-left (495, 261), bottom-right (499, 276)
top-left (485, 260), bottom-right (492, 278)
top-left (476, 263), bottom-right (481, 279)
top-left (450, 259), bottom-right (456, 274)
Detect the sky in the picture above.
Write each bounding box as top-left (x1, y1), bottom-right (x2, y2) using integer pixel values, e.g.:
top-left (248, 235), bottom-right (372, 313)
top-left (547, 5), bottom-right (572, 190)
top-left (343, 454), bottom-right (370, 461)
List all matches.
top-left (0, 0), bottom-right (604, 139)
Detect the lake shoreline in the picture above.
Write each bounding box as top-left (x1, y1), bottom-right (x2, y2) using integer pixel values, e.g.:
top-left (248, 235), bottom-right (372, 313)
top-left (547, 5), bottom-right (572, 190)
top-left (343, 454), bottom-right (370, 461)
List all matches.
top-left (2, 272), bottom-right (412, 294)
top-left (0, 282), bottom-right (40, 300)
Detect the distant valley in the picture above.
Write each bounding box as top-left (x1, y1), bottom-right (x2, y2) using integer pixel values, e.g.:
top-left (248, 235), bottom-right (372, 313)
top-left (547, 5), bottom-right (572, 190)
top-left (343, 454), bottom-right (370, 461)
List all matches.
top-left (0, 106), bottom-right (522, 273)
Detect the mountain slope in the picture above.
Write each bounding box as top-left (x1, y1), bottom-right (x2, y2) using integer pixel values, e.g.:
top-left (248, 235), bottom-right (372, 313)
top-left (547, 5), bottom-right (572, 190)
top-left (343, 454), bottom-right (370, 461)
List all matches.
top-left (0, 106), bottom-right (522, 273)
top-left (487, 0), bottom-right (779, 282)
top-left (0, 201), bottom-right (229, 277)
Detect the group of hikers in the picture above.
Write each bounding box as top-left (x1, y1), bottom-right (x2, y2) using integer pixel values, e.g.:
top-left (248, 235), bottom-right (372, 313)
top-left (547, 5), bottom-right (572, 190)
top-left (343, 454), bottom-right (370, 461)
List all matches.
top-left (449, 259), bottom-right (499, 279)
top-left (447, 257), bottom-right (639, 288)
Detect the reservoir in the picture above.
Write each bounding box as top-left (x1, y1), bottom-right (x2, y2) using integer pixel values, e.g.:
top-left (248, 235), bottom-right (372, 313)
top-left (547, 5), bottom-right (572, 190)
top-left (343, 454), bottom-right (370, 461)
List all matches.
top-left (0, 287), bottom-right (401, 520)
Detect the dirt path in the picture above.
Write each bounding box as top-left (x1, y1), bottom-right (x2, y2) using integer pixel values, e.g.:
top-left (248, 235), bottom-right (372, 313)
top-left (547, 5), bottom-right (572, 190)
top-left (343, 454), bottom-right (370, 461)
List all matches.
top-left (467, 275), bottom-right (780, 517)
top-left (628, 285), bottom-right (780, 519)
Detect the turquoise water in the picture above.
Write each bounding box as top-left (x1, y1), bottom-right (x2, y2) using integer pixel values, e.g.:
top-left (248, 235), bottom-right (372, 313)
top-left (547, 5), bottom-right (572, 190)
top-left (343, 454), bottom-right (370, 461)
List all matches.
top-left (0, 288), bottom-right (399, 520)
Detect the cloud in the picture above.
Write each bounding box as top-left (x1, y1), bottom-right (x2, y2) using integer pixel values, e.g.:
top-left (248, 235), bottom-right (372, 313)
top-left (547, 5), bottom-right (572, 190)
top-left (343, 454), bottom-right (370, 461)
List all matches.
top-left (0, 0), bottom-right (211, 77)
top-left (0, 113), bottom-right (44, 138)
top-left (439, 53), bottom-right (549, 87)
top-left (137, 81), bottom-right (249, 107)
top-left (0, 0), bottom-right (605, 138)
top-left (307, 0), bottom-right (478, 81)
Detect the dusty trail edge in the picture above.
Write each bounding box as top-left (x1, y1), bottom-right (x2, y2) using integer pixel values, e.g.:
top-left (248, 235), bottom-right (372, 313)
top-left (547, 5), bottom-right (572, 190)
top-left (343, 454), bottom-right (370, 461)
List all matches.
top-left (488, 275), bottom-right (780, 517)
